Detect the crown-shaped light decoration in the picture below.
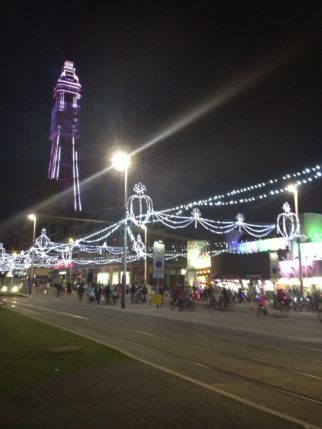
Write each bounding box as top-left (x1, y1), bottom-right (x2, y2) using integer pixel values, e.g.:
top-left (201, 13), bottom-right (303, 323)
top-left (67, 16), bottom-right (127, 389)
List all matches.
top-left (282, 202), bottom-right (291, 213)
top-left (129, 183), bottom-right (153, 227)
top-left (35, 229), bottom-right (51, 251)
top-left (192, 208), bottom-right (201, 228)
top-left (236, 213), bottom-right (245, 224)
top-left (276, 202), bottom-right (299, 240)
top-left (236, 213), bottom-right (245, 231)
top-left (133, 182), bottom-right (147, 195)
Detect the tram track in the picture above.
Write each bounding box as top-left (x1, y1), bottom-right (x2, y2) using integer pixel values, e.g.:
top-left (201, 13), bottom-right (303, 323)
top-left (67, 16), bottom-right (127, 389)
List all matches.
top-left (12, 300), bottom-right (322, 410)
top-left (11, 298), bottom-right (322, 375)
top-left (122, 318), bottom-right (322, 377)
top-left (156, 317), bottom-right (322, 363)
top-left (14, 298), bottom-right (322, 367)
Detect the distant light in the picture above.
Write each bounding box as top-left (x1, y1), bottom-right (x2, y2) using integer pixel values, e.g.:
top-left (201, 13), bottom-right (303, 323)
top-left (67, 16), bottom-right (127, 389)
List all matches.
top-left (111, 151), bottom-right (130, 172)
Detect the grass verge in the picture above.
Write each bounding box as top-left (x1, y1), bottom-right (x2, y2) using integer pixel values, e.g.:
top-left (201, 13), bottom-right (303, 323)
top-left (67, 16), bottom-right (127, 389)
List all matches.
top-left (0, 309), bottom-right (130, 401)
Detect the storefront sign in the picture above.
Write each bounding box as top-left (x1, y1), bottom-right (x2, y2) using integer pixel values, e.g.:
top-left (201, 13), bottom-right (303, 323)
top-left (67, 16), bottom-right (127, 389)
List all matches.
top-left (153, 241), bottom-right (165, 279)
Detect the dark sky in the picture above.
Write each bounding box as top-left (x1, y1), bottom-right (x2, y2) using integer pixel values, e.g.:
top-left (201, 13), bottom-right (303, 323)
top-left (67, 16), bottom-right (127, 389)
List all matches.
top-left (0, 1), bottom-right (321, 232)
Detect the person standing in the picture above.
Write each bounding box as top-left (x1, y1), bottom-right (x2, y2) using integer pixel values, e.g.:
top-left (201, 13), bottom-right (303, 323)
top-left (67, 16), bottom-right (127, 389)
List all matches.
top-left (112, 285), bottom-right (119, 304)
top-left (257, 287), bottom-right (267, 315)
top-left (94, 283), bottom-right (101, 304)
top-left (77, 283), bottom-right (85, 302)
top-left (213, 283), bottom-right (221, 308)
top-left (248, 281), bottom-right (257, 311)
top-left (104, 283), bottom-right (111, 305)
top-left (130, 283), bottom-right (136, 303)
top-left (67, 281), bottom-right (72, 295)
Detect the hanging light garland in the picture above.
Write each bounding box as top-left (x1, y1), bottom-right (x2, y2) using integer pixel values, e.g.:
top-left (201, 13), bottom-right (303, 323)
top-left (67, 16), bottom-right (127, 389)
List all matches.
top-left (79, 220), bottom-right (123, 243)
top-left (79, 163), bottom-right (321, 245)
top-left (1, 163), bottom-right (321, 272)
top-left (160, 163), bottom-right (321, 215)
top-left (152, 208), bottom-right (275, 237)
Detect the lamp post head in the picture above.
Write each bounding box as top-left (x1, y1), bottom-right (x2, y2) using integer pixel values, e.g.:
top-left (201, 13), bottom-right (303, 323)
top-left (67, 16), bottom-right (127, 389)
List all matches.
top-left (111, 151), bottom-right (130, 172)
top-left (286, 184), bottom-right (297, 194)
top-left (28, 214), bottom-right (36, 221)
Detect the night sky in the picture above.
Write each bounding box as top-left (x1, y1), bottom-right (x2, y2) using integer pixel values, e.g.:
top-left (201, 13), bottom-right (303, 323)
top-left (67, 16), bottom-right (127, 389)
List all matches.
top-left (0, 2), bottom-right (321, 235)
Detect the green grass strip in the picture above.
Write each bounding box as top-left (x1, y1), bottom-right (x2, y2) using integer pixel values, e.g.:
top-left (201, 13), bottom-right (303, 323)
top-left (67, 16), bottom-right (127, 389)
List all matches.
top-left (0, 309), bottom-right (129, 401)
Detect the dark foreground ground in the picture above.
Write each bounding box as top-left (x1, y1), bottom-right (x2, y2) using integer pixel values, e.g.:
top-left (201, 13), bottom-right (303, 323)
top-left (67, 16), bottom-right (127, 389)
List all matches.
top-left (0, 303), bottom-right (309, 429)
top-left (1, 360), bottom-right (304, 429)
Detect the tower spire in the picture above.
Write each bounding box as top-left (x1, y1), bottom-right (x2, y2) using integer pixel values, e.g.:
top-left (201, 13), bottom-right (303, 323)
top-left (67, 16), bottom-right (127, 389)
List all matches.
top-left (48, 60), bottom-right (82, 211)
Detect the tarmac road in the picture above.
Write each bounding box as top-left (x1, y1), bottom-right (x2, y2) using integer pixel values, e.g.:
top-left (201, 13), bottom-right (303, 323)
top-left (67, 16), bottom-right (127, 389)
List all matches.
top-left (6, 292), bottom-right (322, 428)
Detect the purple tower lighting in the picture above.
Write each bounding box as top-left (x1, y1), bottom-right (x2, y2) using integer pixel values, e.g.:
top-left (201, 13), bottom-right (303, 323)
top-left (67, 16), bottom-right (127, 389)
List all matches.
top-left (48, 60), bottom-right (82, 211)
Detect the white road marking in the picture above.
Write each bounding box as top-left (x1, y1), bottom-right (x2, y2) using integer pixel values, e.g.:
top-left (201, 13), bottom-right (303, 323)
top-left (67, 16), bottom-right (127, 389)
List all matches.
top-left (21, 303), bottom-right (89, 320)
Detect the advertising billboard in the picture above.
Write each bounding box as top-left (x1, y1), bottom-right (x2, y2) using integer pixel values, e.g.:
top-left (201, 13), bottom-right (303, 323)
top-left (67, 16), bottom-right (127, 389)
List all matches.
top-left (187, 240), bottom-right (211, 270)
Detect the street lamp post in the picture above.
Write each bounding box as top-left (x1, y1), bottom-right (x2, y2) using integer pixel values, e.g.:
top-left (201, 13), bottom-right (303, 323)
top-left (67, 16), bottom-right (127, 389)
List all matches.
top-left (141, 225), bottom-right (148, 285)
top-left (287, 185), bottom-right (304, 296)
top-left (28, 214), bottom-right (37, 294)
top-left (112, 151), bottom-right (130, 309)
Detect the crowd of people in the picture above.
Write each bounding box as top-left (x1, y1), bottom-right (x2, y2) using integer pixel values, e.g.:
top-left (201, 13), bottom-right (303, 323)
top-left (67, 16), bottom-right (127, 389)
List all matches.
top-left (52, 279), bottom-right (122, 304)
top-left (49, 277), bottom-right (322, 315)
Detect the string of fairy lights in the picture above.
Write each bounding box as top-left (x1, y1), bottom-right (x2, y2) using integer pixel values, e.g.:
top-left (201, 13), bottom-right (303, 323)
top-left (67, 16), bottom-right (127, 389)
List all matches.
top-left (79, 162), bottom-right (321, 243)
top-left (0, 162), bottom-right (320, 272)
top-left (160, 163), bottom-right (321, 215)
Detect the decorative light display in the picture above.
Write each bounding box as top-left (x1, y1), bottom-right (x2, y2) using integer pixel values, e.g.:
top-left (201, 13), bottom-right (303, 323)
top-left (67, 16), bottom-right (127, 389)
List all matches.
top-left (160, 163), bottom-right (322, 215)
top-left (0, 229), bottom-right (126, 272)
top-left (80, 163), bottom-right (322, 244)
top-left (276, 202), bottom-right (300, 241)
top-left (128, 182), bottom-right (153, 227)
top-left (153, 209), bottom-right (275, 237)
top-left (0, 210), bottom-right (276, 272)
top-left (2, 162), bottom-right (321, 273)
top-left (79, 220), bottom-right (123, 243)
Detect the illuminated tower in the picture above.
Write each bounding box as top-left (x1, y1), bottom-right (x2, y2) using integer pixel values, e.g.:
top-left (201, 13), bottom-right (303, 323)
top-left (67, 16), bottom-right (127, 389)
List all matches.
top-left (48, 60), bottom-right (82, 211)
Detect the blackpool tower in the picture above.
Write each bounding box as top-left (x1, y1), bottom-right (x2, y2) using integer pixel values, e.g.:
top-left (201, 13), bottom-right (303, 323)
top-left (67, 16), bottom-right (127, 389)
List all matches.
top-left (48, 60), bottom-right (82, 211)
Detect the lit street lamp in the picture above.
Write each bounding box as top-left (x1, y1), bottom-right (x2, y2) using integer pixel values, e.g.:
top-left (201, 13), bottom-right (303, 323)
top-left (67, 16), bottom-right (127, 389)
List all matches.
top-left (28, 214), bottom-right (37, 294)
top-left (287, 185), bottom-right (304, 295)
top-left (141, 225), bottom-right (148, 285)
top-left (112, 151), bottom-right (130, 309)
